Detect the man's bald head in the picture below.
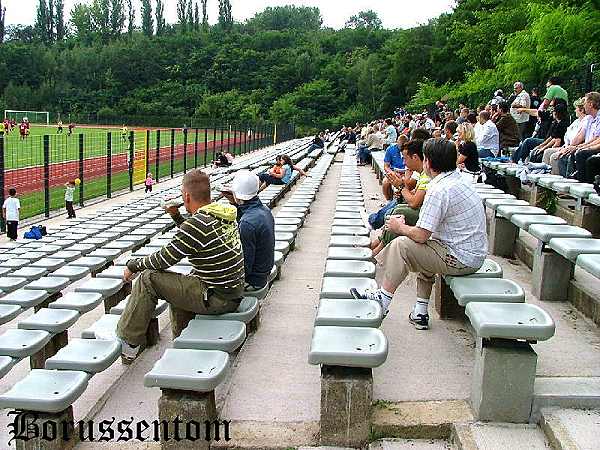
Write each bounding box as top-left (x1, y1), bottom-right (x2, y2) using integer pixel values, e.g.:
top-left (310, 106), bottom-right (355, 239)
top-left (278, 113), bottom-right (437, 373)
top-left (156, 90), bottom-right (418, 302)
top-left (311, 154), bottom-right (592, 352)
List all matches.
top-left (183, 169), bottom-right (211, 204)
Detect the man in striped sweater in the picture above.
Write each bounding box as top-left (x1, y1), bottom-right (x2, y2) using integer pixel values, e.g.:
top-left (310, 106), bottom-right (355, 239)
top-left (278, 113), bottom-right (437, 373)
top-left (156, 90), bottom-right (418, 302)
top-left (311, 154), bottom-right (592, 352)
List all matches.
top-left (115, 169), bottom-right (245, 362)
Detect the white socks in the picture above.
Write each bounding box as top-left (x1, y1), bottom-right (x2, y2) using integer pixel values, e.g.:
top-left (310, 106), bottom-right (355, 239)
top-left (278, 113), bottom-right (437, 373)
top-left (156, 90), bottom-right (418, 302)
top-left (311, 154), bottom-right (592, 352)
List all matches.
top-left (377, 288), bottom-right (394, 312)
top-left (413, 297), bottom-right (429, 316)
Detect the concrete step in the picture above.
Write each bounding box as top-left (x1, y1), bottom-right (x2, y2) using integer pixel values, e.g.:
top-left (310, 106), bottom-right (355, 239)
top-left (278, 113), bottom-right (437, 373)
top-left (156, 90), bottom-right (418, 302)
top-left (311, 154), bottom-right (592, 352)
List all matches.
top-left (540, 407), bottom-right (600, 450)
top-left (369, 439), bottom-right (453, 449)
top-left (532, 377), bottom-right (600, 420)
top-left (452, 423), bottom-right (550, 450)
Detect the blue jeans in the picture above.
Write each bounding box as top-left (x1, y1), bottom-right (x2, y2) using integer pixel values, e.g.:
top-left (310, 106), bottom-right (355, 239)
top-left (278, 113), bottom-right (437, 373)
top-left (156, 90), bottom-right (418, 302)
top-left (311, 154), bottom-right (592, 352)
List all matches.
top-left (358, 147), bottom-right (372, 164)
top-left (512, 138), bottom-right (543, 163)
top-left (478, 148), bottom-right (497, 159)
top-left (368, 199), bottom-right (398, 230)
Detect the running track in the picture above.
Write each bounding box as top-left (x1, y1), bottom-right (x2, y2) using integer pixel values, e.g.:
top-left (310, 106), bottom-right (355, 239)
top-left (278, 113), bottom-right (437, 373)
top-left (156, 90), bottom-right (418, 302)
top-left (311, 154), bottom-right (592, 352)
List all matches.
top-left (3, 136), bottom-right (244, 195)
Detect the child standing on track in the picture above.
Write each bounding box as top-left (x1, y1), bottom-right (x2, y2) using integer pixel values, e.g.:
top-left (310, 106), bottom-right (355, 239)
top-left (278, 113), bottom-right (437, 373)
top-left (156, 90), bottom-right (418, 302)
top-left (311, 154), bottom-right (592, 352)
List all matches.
top-left (144, 173), bottom-right (155, 193)
top-left (2, 188), bottom-right (20, 240)
top-left (64, 180), bottom-right (76, 218)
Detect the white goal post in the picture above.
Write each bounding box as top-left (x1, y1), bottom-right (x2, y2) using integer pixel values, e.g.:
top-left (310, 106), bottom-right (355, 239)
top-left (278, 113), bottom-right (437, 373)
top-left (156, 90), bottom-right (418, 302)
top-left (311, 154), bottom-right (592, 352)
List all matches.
top-left (4, 110), bottom-right (50, 125)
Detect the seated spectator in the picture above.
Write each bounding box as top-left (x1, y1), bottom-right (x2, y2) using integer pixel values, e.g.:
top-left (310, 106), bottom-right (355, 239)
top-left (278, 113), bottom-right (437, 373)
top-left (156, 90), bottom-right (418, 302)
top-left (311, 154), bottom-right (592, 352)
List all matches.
top-left (258, 156), bottom-right (287, 190)
top-left (351, 139), bottom-right (487, 330)
top-left (444, 120), bottom-right (458, 141)
top-left (456, 123), bottom-right (481, 180)
top-left (213, 151), bottom-right (233, 168)
top-left (224, 171), bottom-right (275, 292)
top-left (456, 108), bottom-right (470, 125)
top-left (308, 133), bottom-right (325, 152)
top-left (494, 101), bottom-right (520, 154)
top-left (547, 98), bottom-right (586, 173)
top-left (115, 170), bottom-right (244, 361)
top-left (475, 111), bottom-right (500, 157)
top-left (357, 126), bottom-right (384, 165)
top-left (382, 134), bottom-right (408, 201)
top-left (528, 102), bottom-right (569, 163)
top-left (370, 139), bottom-right (430, 257)
top-left (555, 91), bottom-right (600, 181)
top-left (383, 118), bottom-right (398, 150)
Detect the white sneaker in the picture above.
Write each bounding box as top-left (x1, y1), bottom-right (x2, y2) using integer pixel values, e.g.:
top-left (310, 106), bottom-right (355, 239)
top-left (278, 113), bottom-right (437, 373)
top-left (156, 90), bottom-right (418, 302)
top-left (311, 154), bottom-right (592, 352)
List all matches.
top-left (350, 288), bottom-right (391, 316)
top-left (120, 339), bottom-right (140, 362)
top-left (359, 209), bottom-right (372, 232)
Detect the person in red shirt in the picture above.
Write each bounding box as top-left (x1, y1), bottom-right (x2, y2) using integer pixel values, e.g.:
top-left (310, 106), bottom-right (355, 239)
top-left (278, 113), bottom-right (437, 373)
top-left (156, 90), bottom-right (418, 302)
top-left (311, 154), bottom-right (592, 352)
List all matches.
top-left (68, 123), bottom-right (75, 136)
top-left (19, 122), bottom-right (27, 140)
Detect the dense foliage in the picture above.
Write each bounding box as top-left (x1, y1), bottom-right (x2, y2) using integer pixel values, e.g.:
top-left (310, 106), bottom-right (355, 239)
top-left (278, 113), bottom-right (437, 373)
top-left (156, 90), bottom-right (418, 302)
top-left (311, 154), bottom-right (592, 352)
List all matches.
top-left (0, 0), bottom-right (599, 132)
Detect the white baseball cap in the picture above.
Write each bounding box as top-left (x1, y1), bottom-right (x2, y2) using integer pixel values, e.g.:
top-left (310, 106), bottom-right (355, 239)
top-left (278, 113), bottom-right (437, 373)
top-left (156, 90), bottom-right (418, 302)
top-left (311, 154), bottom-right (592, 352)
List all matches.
top-left (230, 170), bottom-right (259, 201)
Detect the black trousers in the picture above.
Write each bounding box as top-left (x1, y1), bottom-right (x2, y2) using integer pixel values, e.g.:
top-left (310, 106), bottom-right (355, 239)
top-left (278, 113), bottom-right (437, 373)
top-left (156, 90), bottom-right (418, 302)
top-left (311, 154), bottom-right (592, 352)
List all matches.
top-left (66, 201), bottom-right (76, 218)
top-left (586, 155), bottom-right (600, 185)
top-left (6, 221), bottom-right (18, 240)
top-left (574, 150), bottom-right (600, 183)
top-left (145, 185), bottom-right (152, 193)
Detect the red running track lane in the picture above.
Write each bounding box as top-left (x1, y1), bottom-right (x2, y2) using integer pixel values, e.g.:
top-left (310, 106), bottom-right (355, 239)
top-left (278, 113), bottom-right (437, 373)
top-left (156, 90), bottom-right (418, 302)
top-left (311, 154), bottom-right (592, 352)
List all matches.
top-left (3, 136), bottom-right (249, 195)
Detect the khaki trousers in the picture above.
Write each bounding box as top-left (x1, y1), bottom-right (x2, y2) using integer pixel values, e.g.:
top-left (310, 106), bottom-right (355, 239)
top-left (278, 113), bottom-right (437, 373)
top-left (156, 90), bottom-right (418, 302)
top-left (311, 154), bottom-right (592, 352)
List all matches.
top-left (376, 237), bottom-right (479, 299)
top-left (117, 270), bottom-right (241, 346)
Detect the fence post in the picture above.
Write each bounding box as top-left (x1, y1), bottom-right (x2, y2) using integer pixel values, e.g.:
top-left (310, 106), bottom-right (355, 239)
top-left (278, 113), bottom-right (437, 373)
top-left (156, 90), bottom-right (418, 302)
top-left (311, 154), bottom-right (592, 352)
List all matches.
top-left (43, 135), bottom-right (50, 218)
top-left (183, 128), bottom-right (188, 173)
top-left (194, 128), bottom-right (199, 168)
top-left (220, 125), bottom-right (225, 157)
top-left (170, 129), bottom-right (175, 178)
top-left (129, 131), bottom-right (135, 191)
top-left (106, 132), bottom-right (112, 199)
top-left (145, 129), bottom-right (150, 176)
top-left (155, 130), bottom-right (160, 181)
top-left (78, 134), bottom-right (84, 207)
top-left (243, 124), bottom-right (247, 154)
top-left (212, 125), bottom-right (217, 163)
top-left (0, 136), bottom-right (5, 233)
top-left (204, 127), bottom-right (209, 167)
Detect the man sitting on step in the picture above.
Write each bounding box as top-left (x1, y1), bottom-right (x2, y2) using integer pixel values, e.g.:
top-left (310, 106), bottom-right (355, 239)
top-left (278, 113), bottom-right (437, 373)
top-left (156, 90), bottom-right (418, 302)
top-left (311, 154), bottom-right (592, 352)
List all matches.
top-left (351, 138), bottom-right (487, 330)
top-left (114, 169), bottom-right (245, 362)
top-left (223, 170), bottom-right (275, 293)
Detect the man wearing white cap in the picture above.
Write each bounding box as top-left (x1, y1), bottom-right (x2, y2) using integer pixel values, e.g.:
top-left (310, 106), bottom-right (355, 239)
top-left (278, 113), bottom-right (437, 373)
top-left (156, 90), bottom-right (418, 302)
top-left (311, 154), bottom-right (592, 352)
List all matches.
top-left (225, 170), bottom-right (275, 292)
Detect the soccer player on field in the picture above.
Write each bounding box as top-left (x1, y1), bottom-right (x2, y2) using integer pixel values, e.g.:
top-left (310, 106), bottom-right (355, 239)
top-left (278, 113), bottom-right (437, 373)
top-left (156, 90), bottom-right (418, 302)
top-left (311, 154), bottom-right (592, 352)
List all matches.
top-left (68, 123), bottom-right (75, 136)
top-left (121, 124), bottom-right (128, 142)
top-left (19, 121), bottom-right (27, 140)
top-left (57, 120), bottom-right (63, 133)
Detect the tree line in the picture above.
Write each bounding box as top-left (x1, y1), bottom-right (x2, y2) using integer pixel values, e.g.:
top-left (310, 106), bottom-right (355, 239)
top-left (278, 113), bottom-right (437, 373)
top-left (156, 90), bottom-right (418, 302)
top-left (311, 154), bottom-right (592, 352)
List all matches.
top-left (0, 0), bottom-right (598, 133)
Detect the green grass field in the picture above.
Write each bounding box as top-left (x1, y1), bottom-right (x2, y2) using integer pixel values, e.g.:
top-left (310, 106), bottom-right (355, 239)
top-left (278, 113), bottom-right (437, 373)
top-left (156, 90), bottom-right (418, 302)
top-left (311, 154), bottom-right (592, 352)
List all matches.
top-left (2, 125), bottom-right (234, 170)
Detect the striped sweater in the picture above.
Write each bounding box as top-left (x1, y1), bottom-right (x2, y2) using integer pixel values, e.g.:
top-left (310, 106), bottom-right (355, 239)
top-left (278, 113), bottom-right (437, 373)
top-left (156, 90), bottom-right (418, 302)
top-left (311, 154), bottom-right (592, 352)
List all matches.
top-left (127, 203), bottom-right (245, 299)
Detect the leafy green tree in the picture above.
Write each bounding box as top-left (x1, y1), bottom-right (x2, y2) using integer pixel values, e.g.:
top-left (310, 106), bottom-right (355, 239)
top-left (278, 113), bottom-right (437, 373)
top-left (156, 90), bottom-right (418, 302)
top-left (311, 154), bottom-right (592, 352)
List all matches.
top-left (141, 0), bottom-right (153, 37)
top-left (247, 6), bottom-right (322, 31)
top-left (155, 0), bottom-right (165, 35)
top-left (194, 2), bottom-right (200, 31)
top-left (201, 0), bottom-right (208, 29)
top-left (126, 0), bottom-right (134, 35)
top-left (0, 0), bottom-right (6, 43)
top-left (70, 3), bottom-right (94, 43)
top-left (218, 0), bottom-right (233, 29)
top-left (177, 0), bottom-right (188, 32)
top-left (55, 0), bottom-right (65, 41)
top-left (345, 10), bottom-right (382, 30)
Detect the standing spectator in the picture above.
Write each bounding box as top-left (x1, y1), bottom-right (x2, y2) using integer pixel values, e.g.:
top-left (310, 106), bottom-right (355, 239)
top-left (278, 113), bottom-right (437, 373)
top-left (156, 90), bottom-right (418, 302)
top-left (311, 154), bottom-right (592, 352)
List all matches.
top-left (510, 81), bottom-right (531, 139)
top-left (475, 111), bottom-right (500, 158)
top-left (145, 173), bottom-right (155, 193)
top-left (2, 188), bottom-right (20, 240)
top-left (540, 77), bottom-right (569, 111)
top-left (64, 181), bottom-right (76, 219)
top-left (495, 102), bottom-right (520, 154)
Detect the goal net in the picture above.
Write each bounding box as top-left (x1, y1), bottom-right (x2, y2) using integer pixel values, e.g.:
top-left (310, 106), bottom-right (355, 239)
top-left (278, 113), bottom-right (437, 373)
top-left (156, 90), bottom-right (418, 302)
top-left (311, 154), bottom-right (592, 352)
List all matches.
top-left (4, 110), bottom-right (50, 125)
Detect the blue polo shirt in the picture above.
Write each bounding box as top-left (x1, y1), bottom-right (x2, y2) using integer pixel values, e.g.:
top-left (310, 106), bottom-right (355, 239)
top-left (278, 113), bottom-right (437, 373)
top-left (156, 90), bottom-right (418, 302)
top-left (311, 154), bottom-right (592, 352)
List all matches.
top-left (384, 144), bottom-right (405, 170)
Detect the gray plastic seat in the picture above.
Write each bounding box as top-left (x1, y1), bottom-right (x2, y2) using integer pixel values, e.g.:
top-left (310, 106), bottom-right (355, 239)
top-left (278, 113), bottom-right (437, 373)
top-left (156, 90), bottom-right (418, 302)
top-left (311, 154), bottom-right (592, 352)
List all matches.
top-left (75, 278), bottom-right (123, 298)
top-left (275, 217), bottom-right (302, 226)
top-left (528, 224), bottom-right (591, 244)
top-left (0, 259), bottom-right (31, 271)
top-left (51, 250), bottom-right (82, 263)
top-left (327, 247), bottom-right (373, 261)
top-left (315, 299), bottom-right (382, 328)
top-left (274, 251), bottom-right (284, 268)
top-left (0, 289), bottom-right (50, 308)
top-left (81, 237), bottom-right (109, 248)
top-left (576, 254), bottom-right (600, 278)
top-left (324, 260), bottom-right (376, 278)
top-left (549, 238), bottom-right (600, 261)
top-left (196, 297), bottom-right (259, 324)
top-left (511, 214), bottom-right (567, 230)
top-left (0, 355), bottom-right (16, 378)
top-left (0, 267), bottom-right (11, 277)
top-left (449, 278), bottom-right (525, 306)
top-left (274, 241), bottom-right (290, 255)
top-left (466, 302), bottom-right (555, 342)
top-left (45, 338), bottom-right (120, 373)
top-left (0, 277), bottom-right (29, 293)
top-left (52, 265), bottom-right (91, 281)
top-left (95, 232), bottom-right (120, 241)
top-left (131, 247), bottom-right (156, 258)
top-left (280, 206), bottom-right (308, 214)
top-left (69, 243), bottom-right (96, 255)
top-left (15, 251), bottom-right (47, 262)
top-left (24, 277), bottom-right (70, 294)
top-left (445, 259), bottom-right (503, 282)
top-left (173, 319), bottom-right (246, 352)
top-left (35, 244), bottom-right (61, 254)
top-left (320, 277), bottom-right (377, 299)
top-left (551, 181), bottom-right (579, 193)
top-left (568, 183), bottom-right (595, 198)
top-left (331, 226), bottom-right (369, 236)
top-left (274, 224), bottom-right (299, 235)
top-left (308, 326), bottom-right (388, 368)
top-left (52, 239), bottom-right (77, 249)
top-left (485, 198), bottom-right (529, 210)
top-left (88, 248), bottom-right (121, 262)
top-left (0, 304), bottom-right (21, 324)
top-left (275, 232), bottom-right (295, 245)
top-left (332, 219), bottom-right (366, 227)
top-left (49, 292), bottom-right (103, 313)
top-left (528, 173), bottom-right (561, 182)
top-left (146, 238), bottom-right (171, 248)
top-left (30, 258), bottom-right (66, 271)
top-left (96, 265), bottom-right (127, 279)
top-left (0, 329), bottom-right (51, 358)
top-left (334, 211), bottom-right (362, 220)
top-left (276, 211), bottom-right (305, 221)
top-left (103, 241), bottom-right (136, 252)
top-left (19, 308), bottom-right (79, 333)
top-left (244, 283), bottom-right (269, 300)
top-left (496, 205), bottom-right (546, 219)
top-left (537, 177), bottom-right (568, 188)
top-left (588, 193), bottom-right (600, 206)
top-left (81, 314), bottom-right (120, 339)
top-left (329, 235), bottom-right (370, 247)
top-left (0, 369), bottom-right (90, 413)
top-left (67, 256), bottom-right (107, 271)
top-left (144, 349), bottom-right (229, 392)
top-left (110, 296), bottom-right (167, 317)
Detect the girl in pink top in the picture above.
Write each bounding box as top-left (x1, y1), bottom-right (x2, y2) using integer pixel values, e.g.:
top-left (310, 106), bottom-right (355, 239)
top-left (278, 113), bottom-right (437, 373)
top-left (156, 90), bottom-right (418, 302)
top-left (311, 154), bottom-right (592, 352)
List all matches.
top-left (145, 173), bottom-right (155, 193)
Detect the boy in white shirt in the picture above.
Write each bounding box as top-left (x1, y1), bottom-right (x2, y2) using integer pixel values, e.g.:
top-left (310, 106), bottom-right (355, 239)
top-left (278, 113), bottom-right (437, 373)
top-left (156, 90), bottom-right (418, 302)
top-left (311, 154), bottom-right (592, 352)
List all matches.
top-left (2, 188), bottom-right (20, 240)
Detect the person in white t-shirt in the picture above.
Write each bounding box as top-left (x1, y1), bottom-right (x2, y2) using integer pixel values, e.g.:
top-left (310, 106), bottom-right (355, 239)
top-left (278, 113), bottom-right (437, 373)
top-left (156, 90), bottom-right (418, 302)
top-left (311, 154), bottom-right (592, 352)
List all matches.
top-left (2, 188), bottom-right (20, 240)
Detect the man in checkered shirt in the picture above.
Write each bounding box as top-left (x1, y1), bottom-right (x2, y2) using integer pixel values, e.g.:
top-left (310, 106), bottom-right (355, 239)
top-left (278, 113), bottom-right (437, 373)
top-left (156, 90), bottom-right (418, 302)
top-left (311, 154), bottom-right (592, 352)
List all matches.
top-left (351, 138), bottom-right (487, 330)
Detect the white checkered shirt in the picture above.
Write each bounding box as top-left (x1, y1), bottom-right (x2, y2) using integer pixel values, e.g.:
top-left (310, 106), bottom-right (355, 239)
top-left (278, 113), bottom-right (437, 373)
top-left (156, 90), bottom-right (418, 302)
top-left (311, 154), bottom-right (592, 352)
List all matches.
top-left (416, 170), bottom-right (488, 268)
